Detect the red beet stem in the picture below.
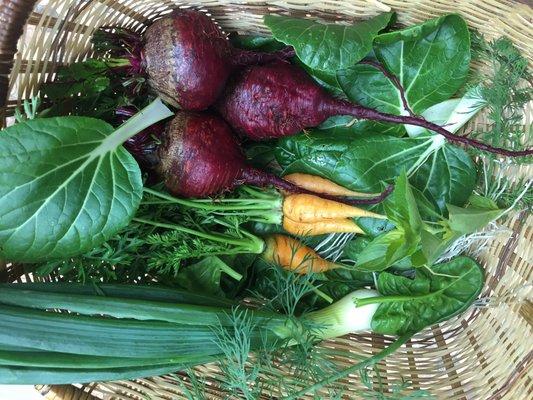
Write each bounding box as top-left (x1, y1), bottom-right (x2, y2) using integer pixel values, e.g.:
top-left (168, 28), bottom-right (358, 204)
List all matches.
top-left (231, 47), bottom-right (296, 66)
top-left (241, 168), bottom-right (392, 206)
top-left (322, 99), bottom-right (533, 157)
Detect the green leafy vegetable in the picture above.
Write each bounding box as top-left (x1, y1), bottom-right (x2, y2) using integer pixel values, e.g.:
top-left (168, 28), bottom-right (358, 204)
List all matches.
top-left (363, 257), bottom-right (484, 335)
top-left (374, 14), bottom-right (470, 113)
top-left (276, 131), bottom-right (477, 211)
top-left (175, 256), bottom-right (242, 298)
top-left (229, 34), bottom-right (285, 52)
top-left (355, 172), bottom-right (421, 271)
top-left (264, 13), bottom-right (394, 82)
top-left (0, 99), bottom-right (173, 262)
top-left (41, 59), bottom-right (146, 121)
top-left (337, 14), bottom-right (470, 135)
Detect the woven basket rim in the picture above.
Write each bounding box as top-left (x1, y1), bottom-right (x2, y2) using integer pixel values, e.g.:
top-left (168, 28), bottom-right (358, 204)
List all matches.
top-left (0, 1), bottom-right (532, 399)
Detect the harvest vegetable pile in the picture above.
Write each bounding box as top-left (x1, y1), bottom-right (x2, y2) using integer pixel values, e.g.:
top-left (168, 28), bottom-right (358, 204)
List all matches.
top-left (0, 8), bottom-right (531, 397)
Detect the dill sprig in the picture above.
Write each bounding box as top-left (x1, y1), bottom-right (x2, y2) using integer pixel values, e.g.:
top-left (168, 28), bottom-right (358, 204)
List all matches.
top-left (469, 32), bottom-right (532, 160)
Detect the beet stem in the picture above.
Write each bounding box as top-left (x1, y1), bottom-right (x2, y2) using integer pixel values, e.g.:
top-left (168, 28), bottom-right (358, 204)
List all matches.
top-left (232, 47), bottom-right (296, 67)
top-left (324, 100), bottom-right (533, 157)
top-left (359, 60), bottom-right (415, 117)
top-left (241, 168), bottom-right (393, 206)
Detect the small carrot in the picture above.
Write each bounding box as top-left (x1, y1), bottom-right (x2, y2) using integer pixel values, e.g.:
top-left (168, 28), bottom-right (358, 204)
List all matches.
top-left (283, 217), bottom-right (364, 236)
top-left (262, 234), bottom-right (339, 274)
top-left (283, 173), bottom-right (379, 197)
top-left (283, 193), bottom-right (386, 223)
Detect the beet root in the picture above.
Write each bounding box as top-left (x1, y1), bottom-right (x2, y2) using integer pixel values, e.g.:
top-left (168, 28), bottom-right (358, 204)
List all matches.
top-left (142, 10), bottom-right (294, 111)
top-left (216, 61), bottom-right (532, 157)
top-left (157, 112), bottom-right (302, 198)
top-left (156, 112), bottom-right (392, 204)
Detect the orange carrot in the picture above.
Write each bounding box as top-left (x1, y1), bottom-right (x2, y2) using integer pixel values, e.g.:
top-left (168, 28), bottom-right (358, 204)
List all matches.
top-left (283, 173), bottom-right (378, 197)
top-left (262, 234), bottom-right (338, 274)
top-left (283, 217), bottom-right (364, 236)
top-left (283, 193), bottom-right (386, 223)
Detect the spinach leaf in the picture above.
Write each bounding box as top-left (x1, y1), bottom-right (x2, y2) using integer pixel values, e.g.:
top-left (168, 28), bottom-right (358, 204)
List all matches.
top-left (276, 131), bottom-right (476, 211)
top-left (370, 256), bottom-right (484, 335)
top-left (264, 13), bottom-right (394, 79)
top-left (0, 99), bottom-right (173, 262)
top-left (337, 14), bottom-right (470, 134)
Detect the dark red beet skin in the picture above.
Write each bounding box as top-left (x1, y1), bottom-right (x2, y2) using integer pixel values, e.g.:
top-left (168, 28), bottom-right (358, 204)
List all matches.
top-left (156, 112), bottom-right (392, 204)
top-left (216, 61), bottom-right (330, 140)
top-left (216, 61), bottom-right (533, 157)
top-left (142, 10), bottom-right (294, 111)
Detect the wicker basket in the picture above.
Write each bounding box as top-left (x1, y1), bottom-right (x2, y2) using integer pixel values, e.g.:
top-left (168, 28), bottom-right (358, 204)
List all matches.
top-left (0, 1), bottom-right (531, 399)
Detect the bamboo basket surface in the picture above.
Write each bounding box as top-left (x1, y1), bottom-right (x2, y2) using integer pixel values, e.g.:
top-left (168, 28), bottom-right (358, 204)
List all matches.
top-left (0, 0), bottom-right (531, 399)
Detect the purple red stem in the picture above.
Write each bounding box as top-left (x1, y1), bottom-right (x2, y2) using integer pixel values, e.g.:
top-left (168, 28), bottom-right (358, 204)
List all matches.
top-left (359, 60), bottom-right (415, 117)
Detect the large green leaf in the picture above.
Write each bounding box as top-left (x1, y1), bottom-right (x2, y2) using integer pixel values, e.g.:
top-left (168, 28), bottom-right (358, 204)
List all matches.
top-left (276, 132), bottom-right (476, 211)
top-left (264, 13), bottom-right (393, 77)
top-left (371, 256), bottom-right (484, 335)
top-left (374, 14), bottom-right (470, 113)
top-left (337, 14), bottom-right (470, 135)
top-left (0, 99), bottom-right (173, 262)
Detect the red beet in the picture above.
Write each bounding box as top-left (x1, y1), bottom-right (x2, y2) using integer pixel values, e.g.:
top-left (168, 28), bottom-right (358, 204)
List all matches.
top-left (156, 112), bottom-right (393, 204)
top-left (140, 10), bottom-right (294, 111)
top-left (216, 61), bottom-right (532, 157)
top-left (157, 112), bottom-right (304, 198)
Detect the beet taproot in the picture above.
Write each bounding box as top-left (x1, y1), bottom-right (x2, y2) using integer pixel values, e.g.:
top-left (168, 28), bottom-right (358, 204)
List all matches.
top-left (156, 112), bottom-right (309, 198)
top-left (95, 10), bottom-right (294, 111)
top-left (216, 61), bottom-right (532, 157)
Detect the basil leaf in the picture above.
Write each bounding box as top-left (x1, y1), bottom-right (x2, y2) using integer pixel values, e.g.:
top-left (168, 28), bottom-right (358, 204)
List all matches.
top-left (356, 230), bottom-right (414, 272)
top-left (446, 204), bottom-right (503, 235)
top-left (276, 132), bottom-right (476, 210)
top-left (0, 99), bottom-right (173, 262)
top-left (264, 13), bottom-right (394, 76)
top-left (467, 194), bottom-right (499, 210)
top-left (355, 172), bottom-right (422, 271)
top-left (371, 256), bottom-right (484, 335)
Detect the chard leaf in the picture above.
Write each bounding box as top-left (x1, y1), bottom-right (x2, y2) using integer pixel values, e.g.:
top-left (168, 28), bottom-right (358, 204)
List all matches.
top-left (405, 86), bottom-right (486, 137)
top-left (0, 99), bottom-right (173, 262)
top-left (276, 132), bottom-right (476, 211)
top-left (370, 256), bottom-right (484, 335)
top-left (337, 14), bottom-right (470, 135)
top-left (374, 14), bottom-right (471, 113)
top-left (264, 13), bottom-right (394, 78)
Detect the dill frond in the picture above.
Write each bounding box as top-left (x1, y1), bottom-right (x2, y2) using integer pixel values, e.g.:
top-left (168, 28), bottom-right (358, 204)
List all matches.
top-left (469, 32), bottom-right (532, 160)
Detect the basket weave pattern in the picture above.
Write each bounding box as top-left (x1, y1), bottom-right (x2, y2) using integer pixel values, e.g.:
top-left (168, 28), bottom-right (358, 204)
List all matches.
top-left (0, 1), bottom-right (531, 399)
